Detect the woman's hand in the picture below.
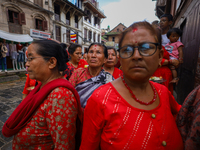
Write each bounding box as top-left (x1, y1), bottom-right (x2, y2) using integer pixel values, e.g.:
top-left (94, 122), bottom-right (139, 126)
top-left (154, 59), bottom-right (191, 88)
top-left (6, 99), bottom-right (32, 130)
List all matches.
top-left (179, 58), bottom-right (183, 64)
top-left (170, 59), bottom-right (179, 68)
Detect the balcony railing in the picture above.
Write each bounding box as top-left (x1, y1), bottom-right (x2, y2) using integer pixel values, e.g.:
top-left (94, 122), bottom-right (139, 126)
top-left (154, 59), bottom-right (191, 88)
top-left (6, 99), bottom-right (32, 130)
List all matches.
top-left (87, 0), bottom-right (97, 8)
top-left (66, 20), bottom-right (70, 25)
top-left (8, 23), bottom-right (22, 34)
top-left (75, 23), bottom-right (78, 28)
top-left (55, 14), bottom-right (60, 21)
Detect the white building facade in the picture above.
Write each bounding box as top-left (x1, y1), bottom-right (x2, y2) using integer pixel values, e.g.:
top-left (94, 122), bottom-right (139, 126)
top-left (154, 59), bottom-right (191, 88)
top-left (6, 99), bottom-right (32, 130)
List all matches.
top-left (51, 0), bottom-right (86, 46)
top-left (82, 0), bottom-right (106, 52)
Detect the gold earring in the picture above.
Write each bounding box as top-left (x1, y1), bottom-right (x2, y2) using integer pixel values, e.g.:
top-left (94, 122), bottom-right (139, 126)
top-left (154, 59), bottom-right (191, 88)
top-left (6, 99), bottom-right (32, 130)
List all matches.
top-left (159, 62), bottom-right (161, 67)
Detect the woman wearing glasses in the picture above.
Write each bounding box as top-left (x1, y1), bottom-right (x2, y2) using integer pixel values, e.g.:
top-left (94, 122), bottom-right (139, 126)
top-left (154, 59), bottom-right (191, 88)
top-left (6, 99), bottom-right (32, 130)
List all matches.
top-left (80, 22), bottom-right (183, 150)
top-left (2, 40), bottom-right (82, 149)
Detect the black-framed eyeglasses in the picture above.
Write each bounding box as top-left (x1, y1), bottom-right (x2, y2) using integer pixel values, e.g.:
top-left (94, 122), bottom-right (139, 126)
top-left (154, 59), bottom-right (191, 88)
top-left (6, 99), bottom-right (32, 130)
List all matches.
top-left (118, 42), bottom-right (159, 59)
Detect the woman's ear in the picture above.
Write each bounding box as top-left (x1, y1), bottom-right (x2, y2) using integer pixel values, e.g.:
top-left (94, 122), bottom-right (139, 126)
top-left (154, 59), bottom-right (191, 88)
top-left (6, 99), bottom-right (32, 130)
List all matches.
top-left (48, 57), bottom-right (57, 69)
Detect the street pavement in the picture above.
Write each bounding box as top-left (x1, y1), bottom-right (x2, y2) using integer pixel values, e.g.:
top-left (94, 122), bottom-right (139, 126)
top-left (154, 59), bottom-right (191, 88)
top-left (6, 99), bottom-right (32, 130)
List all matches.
top-left (0, 78), bottom-right (26, 150)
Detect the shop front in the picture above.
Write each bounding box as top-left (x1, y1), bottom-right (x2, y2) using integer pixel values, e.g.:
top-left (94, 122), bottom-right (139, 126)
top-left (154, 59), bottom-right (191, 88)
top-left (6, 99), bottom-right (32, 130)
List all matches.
top-left (0, 29), bottom-right (33, 70)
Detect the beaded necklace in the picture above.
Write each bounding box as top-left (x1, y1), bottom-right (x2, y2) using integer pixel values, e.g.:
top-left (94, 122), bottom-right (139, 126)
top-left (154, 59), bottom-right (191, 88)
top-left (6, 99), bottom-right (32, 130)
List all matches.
top-left (121, 76), bottom-right (157, 105)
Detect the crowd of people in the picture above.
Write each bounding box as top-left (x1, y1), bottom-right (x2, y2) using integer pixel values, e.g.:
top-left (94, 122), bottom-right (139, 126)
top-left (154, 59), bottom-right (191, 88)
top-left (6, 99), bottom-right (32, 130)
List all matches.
top-left (1, 14), bottom-right (200, 150)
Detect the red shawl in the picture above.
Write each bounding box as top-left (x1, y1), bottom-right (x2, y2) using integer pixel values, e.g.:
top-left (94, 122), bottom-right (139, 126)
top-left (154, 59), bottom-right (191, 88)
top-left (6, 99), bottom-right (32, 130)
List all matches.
top-left (2, 78), bottom-right (82, 138)
top-left (176, 85), bottom-right (200, 150)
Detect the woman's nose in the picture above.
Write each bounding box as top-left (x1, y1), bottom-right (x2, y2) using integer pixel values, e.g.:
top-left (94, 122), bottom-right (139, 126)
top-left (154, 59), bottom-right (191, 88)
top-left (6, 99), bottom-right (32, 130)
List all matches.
top-left (132, 48), bottom-right (142, 59)
top-left (91, 52), bottom-right (97, 57)
top-left (108, 54), bottom-right (112, 59)
top-left (25, 61), bottom-right (29, 67)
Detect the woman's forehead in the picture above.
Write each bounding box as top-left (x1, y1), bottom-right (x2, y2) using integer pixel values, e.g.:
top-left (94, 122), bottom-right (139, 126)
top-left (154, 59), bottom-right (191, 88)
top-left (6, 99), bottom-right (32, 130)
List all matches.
top-left (123, 29), bottom-right (155, 43)
top-left (27, 44), bottom-right (38, 55)
top-left (89, 45), bottom-right (103, 50)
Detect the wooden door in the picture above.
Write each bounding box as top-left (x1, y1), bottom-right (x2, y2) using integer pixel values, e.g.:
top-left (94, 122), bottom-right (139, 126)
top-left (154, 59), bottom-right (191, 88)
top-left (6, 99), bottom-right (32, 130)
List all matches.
top-left (177, 2), bottom-right (200, 104)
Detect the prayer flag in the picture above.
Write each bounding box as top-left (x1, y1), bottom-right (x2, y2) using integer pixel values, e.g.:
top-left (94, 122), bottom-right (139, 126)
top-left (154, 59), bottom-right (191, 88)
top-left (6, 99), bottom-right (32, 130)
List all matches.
top-left (70, 33), bottom-right (76, 43)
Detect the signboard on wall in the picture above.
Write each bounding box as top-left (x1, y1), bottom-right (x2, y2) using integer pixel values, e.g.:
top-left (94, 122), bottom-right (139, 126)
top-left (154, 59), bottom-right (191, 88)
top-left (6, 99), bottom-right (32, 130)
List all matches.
top-left (105, 41), bottom-right (114, 46)
top-left (30, 29), bottom-right (51, 39)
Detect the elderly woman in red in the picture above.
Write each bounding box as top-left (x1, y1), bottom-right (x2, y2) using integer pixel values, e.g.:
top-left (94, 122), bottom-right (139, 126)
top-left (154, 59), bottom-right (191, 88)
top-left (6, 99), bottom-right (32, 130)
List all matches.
top-left (2, 40), bottom-right (82, 149)
top-left (103, 46), bottom-right (123, 79)
top-left (69, 43), bottom-right (113, 108)
top-left (80, 21), bottom-right (183, 150)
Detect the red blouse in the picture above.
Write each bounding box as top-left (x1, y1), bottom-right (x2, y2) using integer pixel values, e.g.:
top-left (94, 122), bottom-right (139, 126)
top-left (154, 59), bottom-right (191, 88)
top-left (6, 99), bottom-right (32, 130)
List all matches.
top-left (13, 87), bottom-right (78, 149)
top-left (16, 44), bottom-right (23, 52)
top-left (67, 59), bottom-right (88, 69)
top-left (80, 82), bottom-right (183, 150)
top-left (69, 68), bottom-right (92, 87)
top-left (112, 67), bottom-right (123, 79)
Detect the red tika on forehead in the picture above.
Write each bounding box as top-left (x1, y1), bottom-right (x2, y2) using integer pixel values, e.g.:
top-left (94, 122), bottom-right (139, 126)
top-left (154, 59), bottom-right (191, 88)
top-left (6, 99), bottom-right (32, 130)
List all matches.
top-left (132, 28), bottom-right (138, 32)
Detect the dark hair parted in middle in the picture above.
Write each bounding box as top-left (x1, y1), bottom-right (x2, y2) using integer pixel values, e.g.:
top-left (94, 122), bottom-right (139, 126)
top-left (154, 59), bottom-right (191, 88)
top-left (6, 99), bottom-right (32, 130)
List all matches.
top-left (119, 21), bottom-right (162, 50)
top-left (167, 28), bottom-right (182, 38)
top-left (88, 42), bottom-right (108, 58)
top-left (68, 43), bottom-right (82, 55)
top-left (106, 46), bottom-right (117, 55)
top-left (31, 39), bottom-right (68, 71)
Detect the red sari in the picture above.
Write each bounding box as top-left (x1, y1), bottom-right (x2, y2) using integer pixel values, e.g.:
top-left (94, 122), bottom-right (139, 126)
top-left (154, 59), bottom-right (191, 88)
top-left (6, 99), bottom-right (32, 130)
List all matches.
top-left (13, 87), bottom-right (78, 149)
top-left (153, 48), bottom-right (173, 93)
top-left (69, 68), bottom-right (93, 87)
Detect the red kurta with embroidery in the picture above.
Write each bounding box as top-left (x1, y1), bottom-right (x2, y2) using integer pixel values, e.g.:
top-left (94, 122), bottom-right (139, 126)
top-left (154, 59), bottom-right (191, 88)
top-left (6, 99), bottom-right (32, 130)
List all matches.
top-left (69, 68), bottom-right (93, 87)
top-left (80, 82), bottom-right (183, 150)
top-left (12, 87), bottom-right (78, 150)
top-left (112, 67), bottom-right (123, 79)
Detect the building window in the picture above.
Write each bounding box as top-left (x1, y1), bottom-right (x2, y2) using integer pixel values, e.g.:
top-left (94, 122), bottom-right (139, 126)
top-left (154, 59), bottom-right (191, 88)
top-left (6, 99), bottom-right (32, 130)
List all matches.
top-left (54, 3), bottom-right (60, 21)
top-left (8, 10), bottom-right (19, 24)
top-left (35, 19), bottom-right (43, 30)
top-left (86, 10), bottom-right (91, 23)
top-left (35, 18), bottom-right (48, 31)
top-left (98, 34), bottom-right (100, 43)
top-left (66, 29), bottom-right (70, 43)
top-left (84, 9), bottom-right (87, 21)
top-left (112, 37), bottom-right (115, 42)
top-left (84, 28), bottom-right (87, 41)
top-left (66, 12), bottom-right (70, 25)
top-left (93, 32), bottom-right (96, 42)
top-left (34, 0), bottom-right (43, 7)
top-left (97, 18), bottom-right (100, 28)
top-left (7, 9), bottom-right (25, 34)
top-left (56, 26), bottom-right (61, 42)
top-left (75, 15), bottom-right (78, 28)
top-left (117, 28), bottom-right (119, 32)
top-left (94, 17), bottom-right (97, 26)
top-left (88, 31), bottom-right (92, 42)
